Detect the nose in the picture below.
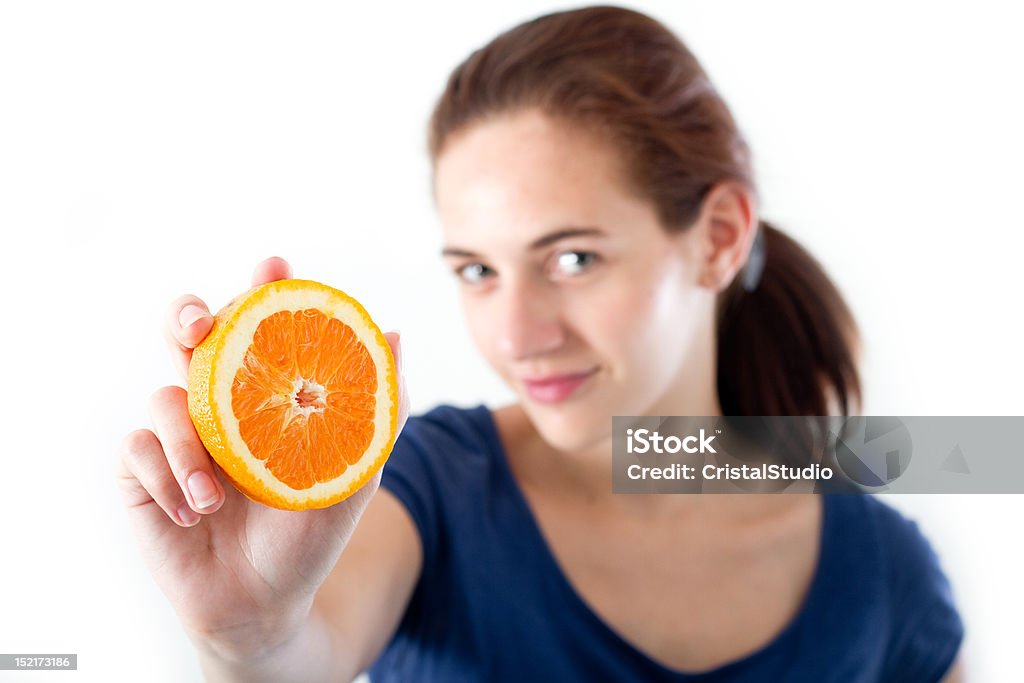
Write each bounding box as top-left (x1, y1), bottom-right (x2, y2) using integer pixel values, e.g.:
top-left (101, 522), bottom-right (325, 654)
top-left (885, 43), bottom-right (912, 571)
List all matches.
top-left (495, 276), bottom-right (566, 361)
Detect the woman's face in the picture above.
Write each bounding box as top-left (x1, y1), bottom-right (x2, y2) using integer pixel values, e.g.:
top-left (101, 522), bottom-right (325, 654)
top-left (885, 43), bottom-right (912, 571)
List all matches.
top-left (434, 110), bottom-right (721, 453)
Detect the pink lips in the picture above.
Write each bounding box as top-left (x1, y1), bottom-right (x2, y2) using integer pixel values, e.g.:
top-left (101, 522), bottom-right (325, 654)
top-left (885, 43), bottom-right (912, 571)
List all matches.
top-left (521, 368), bottom-right (597, 404)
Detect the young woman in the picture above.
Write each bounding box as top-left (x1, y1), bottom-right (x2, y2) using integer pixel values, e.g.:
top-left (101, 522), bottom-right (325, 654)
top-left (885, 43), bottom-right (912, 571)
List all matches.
top-left (119, 7), bottom-right (965, 681)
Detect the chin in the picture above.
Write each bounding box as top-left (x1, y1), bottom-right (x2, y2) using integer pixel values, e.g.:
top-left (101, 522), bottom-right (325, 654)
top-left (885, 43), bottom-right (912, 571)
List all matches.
top-left (519, 393), bottom-right (617, 453)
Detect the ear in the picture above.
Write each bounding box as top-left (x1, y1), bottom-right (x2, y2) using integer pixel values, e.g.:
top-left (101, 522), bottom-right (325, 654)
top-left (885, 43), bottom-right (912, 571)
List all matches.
top-left (693, 182), bottom-right (758, 292)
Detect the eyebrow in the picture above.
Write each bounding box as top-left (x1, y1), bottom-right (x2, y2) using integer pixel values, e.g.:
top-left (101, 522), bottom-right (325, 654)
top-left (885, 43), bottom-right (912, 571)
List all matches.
top-left (440, 227), bottom-right (606, 258)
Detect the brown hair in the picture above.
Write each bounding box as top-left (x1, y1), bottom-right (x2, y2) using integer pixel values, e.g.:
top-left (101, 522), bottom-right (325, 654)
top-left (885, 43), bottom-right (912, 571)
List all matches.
top-left (429, 5), bottom-right (861, 417)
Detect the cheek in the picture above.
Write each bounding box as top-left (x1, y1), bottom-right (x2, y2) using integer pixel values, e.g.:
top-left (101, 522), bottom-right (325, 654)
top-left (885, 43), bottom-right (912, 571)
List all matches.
top-left (459, 295), bottom-right (502, 362)
top-left (590, 261), bottom-right (699, 374)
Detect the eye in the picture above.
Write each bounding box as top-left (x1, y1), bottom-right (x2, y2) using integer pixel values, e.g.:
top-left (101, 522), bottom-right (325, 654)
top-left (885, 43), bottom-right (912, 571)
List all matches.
top-left (454, 262), bottom-right (494, 284)
top-left (551, 250), bottom-right (599, 278)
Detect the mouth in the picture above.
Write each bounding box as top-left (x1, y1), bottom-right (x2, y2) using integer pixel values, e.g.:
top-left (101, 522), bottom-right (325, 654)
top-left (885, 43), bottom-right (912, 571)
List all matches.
top-left (520, 367), bottom-right (599, 404)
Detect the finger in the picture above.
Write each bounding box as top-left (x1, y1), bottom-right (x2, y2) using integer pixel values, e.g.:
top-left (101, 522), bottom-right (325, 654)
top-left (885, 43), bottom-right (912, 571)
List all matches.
top-left (118, 428), bottom-right (201, 528)
top-left (147, 385), bottom-right (226, 515)
top-left (251, 256), bottom-right (293, 288)
top-left (343, 468), bottom-right (383, 514)
top-left (398, 379), bottom-right (411, 435)
top-left (163, 294), bottom-right (214, 384)
top-left (383, 331), bottom-right (410, 434)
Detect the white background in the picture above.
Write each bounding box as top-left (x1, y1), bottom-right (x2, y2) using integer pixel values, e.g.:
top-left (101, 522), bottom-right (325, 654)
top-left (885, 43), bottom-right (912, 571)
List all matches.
top-left (1, 1), bottom-right (1021, 681)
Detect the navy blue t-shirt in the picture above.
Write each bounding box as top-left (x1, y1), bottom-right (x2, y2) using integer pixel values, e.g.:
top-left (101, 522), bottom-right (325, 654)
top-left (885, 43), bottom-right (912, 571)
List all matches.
top-left (368, 405), bottom-right (964, 682)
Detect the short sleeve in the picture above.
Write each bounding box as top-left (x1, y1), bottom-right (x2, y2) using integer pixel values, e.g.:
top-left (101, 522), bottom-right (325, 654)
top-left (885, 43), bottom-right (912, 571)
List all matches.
top-left (378, 418), bottom-right (444, 579)
top-left (877, 507), bottom-right (965, 682)
top-left (377, 405), bottom-right (489, 585)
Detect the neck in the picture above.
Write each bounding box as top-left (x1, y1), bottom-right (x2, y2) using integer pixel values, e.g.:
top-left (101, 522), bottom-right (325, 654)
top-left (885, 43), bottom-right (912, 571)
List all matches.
top-left (512, 354), bottom-right (729, 516)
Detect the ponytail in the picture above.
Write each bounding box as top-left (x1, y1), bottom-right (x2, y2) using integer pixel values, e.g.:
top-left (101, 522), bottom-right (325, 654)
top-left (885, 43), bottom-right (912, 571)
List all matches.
top-left (717, 221), bottom-right (862, 417)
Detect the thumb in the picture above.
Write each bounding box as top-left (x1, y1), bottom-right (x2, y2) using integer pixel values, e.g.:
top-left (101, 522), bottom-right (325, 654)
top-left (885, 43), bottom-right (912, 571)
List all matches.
top-left (251, 256), bottom-right (293, 287)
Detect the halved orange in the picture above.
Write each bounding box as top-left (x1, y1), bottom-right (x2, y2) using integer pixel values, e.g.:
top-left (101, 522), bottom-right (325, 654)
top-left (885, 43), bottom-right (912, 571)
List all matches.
top-left (187, 279), bottom-right (398, 510)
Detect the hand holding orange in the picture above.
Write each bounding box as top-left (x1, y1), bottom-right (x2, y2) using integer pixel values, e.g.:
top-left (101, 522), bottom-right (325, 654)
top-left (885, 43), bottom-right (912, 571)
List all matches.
top-left (118, 257), bottom-right (409, 662)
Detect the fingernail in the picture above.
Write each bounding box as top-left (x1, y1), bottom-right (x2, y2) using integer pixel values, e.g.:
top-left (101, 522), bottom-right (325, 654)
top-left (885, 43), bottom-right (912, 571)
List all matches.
top-left (179, 304), bottom-right (210, 329)
top-left (187, 471), bottom-right (220, 509)
top-left (177, 503), bottom-right (200, 527)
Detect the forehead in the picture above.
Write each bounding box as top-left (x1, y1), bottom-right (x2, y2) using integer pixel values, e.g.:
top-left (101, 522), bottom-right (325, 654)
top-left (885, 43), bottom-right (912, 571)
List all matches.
top-left (434, 110), bottom-right (652, 250)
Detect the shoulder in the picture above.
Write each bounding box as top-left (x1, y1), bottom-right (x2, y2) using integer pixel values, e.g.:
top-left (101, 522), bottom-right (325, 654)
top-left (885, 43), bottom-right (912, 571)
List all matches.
top-left (829, 495), bottom-right (955, 588)
top-left (377, 404), bottom-right (501, 567)
top-left (862, 498), bottom-right (958, 608)
top-left (397, 403), bottom-right (493, 445)
top-left (386, 403), bottom-right (497, 477)
top-left (836, 496), bottom-right (965, 682)
top-left (381, 402), bottom-right (499, 492)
